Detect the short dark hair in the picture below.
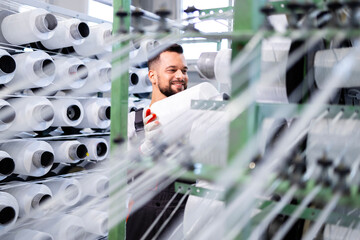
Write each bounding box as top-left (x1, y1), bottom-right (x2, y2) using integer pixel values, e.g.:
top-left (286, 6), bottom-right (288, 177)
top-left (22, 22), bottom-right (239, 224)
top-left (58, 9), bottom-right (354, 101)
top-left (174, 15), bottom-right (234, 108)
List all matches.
top-left (147, 43), bottom-right (183, 70)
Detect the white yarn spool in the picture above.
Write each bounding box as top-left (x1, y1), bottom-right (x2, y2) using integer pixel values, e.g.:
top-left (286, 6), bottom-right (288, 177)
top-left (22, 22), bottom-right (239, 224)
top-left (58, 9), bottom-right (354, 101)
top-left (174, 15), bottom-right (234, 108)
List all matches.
top-left (0, 140), bottom-right (54, 177)
top-left (77, 98), bottom-right (110, 129)
top-left (315, 47), bottom-right (360, 89)
top-left (47, 140), bottom-right (88, 164)
top-left (214, 49), bottom-right (232, 84)
top-left (9, 229), bottom-right (54, 240)
top-left (34, 214), bottom-right (86, 240)
top-left (77, 137), bottom-right (109, 161)
top-left (41, 18), bottom-right (89, 50)
top-left (7, 97), bottom-right (54, 132)
top-left (73, 23), bottom-right (112, 57)
top-left (0, 99), bottom-right (16, 132)
top-left (256, 38), bottom-right (291, 103)
top-left (4, 183), bottom-right (52, 218)
top-left (0, 150), bottom-right (15, 181)
top-left (130, 39), bottom-right (159, 66)
top-left (51, 56), bottom-right (88, 91)
top-left (183, 181), bottom-right (224, 239)
top-left (79, 173), bottom-right (109, 197)
top-left (1, 8), bottom-right (57, 45)
top-left (324, 224), bottom-right (360, 240)
top-left (129, 67), bottom-right (152, 94)
top-left (0, 192), bottom-right (19, 229)
top-left (0, 49), bottom-right (16, 84)
top-left (189, 110), bottom-right (228, 167)
top-left (6, 51), bottom-right (56, 91)
top-left (43, 178), bottom-right (81, 207)
top-left (306, 119), bottom-right (359, 179)
top-left (75, 59), bottom-right (111, 95)
top-left (151, 82), bottom-right (220, 126)
top-left (49, 98), bottom-right (84, 127)
top-left (73, 209), bottom-right (108, 236)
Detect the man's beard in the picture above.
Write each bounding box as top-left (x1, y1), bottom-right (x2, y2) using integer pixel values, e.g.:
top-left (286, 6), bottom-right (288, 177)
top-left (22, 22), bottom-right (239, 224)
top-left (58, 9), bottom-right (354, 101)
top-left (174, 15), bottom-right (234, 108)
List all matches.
top-left (158, 80), bottom-right (187, 97)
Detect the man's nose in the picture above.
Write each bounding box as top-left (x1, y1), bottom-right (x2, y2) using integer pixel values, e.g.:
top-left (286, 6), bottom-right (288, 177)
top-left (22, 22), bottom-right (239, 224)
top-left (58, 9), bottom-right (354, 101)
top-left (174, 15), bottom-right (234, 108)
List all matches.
top-left (175, 69), bottom-right (184, 79)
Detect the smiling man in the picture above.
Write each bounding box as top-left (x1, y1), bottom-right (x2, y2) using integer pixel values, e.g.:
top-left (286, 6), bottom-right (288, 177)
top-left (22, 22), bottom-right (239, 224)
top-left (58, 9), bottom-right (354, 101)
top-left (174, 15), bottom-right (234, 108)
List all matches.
top-left (148, 43), bottom-right (188, 105)
top-left (127, 43), bottom-right (191, 240)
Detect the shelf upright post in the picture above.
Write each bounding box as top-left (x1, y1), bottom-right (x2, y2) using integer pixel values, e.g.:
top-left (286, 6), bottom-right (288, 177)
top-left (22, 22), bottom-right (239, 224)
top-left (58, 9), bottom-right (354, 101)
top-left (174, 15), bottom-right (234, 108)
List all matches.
top-left (228, 1), bottom-right (264, 239)
top-left (109, 0), bottom-right (130, 239)
top-left (228, 0), bottom-right (264, 160)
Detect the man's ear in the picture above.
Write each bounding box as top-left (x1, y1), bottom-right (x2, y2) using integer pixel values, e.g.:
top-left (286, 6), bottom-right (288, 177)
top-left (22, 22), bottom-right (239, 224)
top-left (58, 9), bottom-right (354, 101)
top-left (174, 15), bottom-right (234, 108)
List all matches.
top-left (148, 70), bottom-right (156, 85)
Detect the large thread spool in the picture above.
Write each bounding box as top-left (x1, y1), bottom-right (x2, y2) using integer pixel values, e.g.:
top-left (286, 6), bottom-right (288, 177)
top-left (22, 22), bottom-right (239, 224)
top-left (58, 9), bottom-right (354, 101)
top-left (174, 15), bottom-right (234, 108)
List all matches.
top-left (50, 56), bottom-right (88, 91)
top-left (0, 192), bottom-right (19, 229)
top-left (197, 52), bottom-right (217, 79)
top-left (0, 99), bottom-right (16, 132)
top-left (41, 18), bottom-right (89, 50)
top-left (6, 51), bottom-right (56, 92)
top-left (34, 214), bottom-right (86, 240)
top-left (73, 23), bottom-right (112, 57)
top-left (0, 8), bottom-right (58, 45)
top-left (74, 59), bottom-right (111, 95)
top-left (77, 137), bottom-right (108, 161)
top-left (306, 119), bottom-right (359, 180)
top-left (0, 150), bottom-right (15, 181)
top-left (129, 67), bottom-right (152, 94)
top-left (257, 38), bottom-right (291, 103)
top-left (314, 47), bottom-right (360, 89)
top-left (73, 209), bottom-right (108, 236)
top-left (47, 140), bottom-right (88, 164)
top-left (256, 38), bottom-right (325, 103)
top-left (197, 49), bottom-right (232, 84)
top-left (5, 229), bottom-right (54, 240)
top-left (4, 183), bottom-right (52, 218)
top-left (0, 140), bottom-right (54, 177)
top-left (183, 181), bottom-right (224, 239)
top-left (189, 110), bottom-right (228, 167)
top-left (151, 82), bottom-right (220, 126)
top-left (130, 39), bottom-right (159, 67)
top-left (79, 173), bottom-right (109, 197)
top-left (43, 178), bottom-right (82, 207)
top-left (0, 49), bottom-right (16, 85)
top-left (77, 98), bottom-right (111, 129)
top-left (323, 224), bottom-right (360, 240)
top-left (7, 97), bottom-right (54, 132)
top-left (49, 98), bottom-right (84, 127)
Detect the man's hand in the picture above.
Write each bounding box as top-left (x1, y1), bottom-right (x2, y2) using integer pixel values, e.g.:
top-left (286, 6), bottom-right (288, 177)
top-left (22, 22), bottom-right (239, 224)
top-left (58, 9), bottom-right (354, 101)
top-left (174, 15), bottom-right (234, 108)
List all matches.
top-left (140, 108), bottom-right (161, 154)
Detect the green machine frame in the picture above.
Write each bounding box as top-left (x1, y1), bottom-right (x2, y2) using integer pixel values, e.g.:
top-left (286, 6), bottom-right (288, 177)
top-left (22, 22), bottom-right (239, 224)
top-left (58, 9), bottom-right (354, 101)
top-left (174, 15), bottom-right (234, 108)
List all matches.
top-left (110, 0), bottom-right (130, 239)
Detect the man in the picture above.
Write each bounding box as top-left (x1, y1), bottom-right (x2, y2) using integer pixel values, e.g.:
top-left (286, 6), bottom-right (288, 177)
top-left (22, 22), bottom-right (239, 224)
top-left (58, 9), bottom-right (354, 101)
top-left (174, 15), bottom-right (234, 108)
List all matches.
top-left (127, 43), bottom-right (190, 239)
top-left (128, 43), bottom-right (188, 152)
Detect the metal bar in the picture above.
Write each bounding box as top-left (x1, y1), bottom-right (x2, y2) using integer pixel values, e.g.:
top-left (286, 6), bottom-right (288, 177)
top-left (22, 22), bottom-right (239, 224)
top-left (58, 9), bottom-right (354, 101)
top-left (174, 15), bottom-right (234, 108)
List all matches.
top-left (198, 6), bottom-right (233, 15)
top-left (268, 0), bottom-right (328, 15)
top-left (228, 0), bottom-right (265, 161)
top-left (258, 200), bottom-right (360, 227)
top-left (8, 0), bottom-right (110, 23)
top-left (174, 182), bottom-right (223, 200)
top-left (130, 5), bottom-right (184, 30)
top-left (255, 103), bottom-right (360, 126)
top-left (109, 0), bottom-right (130, 239)
top-left (93, 0), bottom-right (113, 7)
top-left (191, 100), bottom-right (227, 111)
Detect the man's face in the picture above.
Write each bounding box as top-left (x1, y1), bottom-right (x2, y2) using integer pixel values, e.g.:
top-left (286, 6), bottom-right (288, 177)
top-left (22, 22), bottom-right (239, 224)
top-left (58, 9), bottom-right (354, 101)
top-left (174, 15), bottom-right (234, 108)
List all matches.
top-left (153, 51), bottom-right (188, 97)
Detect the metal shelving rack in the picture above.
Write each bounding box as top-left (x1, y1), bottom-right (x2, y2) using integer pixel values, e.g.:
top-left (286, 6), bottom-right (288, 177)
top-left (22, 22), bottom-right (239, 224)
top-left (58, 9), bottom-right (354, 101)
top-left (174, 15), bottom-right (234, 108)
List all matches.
top-left (0, 0), bottom-right (113, 239)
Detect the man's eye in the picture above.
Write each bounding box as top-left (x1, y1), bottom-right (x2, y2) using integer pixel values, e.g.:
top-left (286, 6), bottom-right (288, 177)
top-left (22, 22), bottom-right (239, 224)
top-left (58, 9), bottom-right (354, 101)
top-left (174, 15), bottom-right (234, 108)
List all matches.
top-left (182, 70), bottom-right (187, 74)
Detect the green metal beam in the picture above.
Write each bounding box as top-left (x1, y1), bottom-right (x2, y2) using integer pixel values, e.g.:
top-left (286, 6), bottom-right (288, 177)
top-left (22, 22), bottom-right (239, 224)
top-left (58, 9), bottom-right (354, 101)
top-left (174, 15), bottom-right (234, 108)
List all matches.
top-left (175, 180), bottom-right (360, 227)
top-left (110, 0), bottom-right (130, 239)
top-left (228, 0), bottom-right (265, 160)
top-left (198, 6), bottom-right (233, 15)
